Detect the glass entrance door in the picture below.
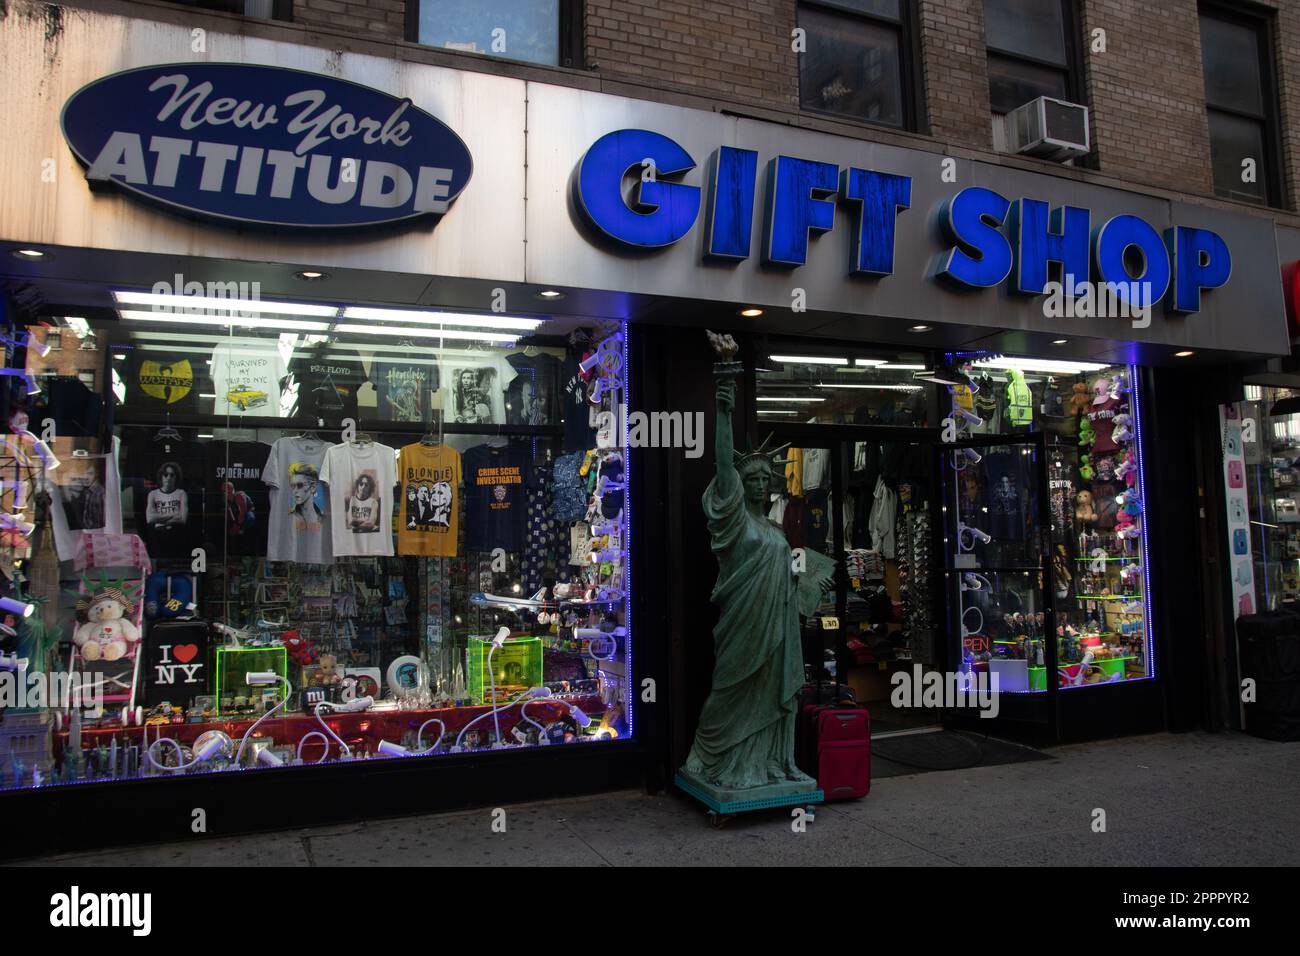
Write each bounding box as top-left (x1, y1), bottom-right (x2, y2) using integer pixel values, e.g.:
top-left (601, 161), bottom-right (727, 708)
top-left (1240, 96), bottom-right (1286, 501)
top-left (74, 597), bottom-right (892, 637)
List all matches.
top-left (942, 435), bottom-right (1055, 705)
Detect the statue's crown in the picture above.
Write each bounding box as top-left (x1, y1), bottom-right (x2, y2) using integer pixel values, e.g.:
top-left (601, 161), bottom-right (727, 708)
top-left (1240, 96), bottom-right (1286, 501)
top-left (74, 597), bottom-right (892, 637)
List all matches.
top-left (733, 433), bottom-right (795, 471)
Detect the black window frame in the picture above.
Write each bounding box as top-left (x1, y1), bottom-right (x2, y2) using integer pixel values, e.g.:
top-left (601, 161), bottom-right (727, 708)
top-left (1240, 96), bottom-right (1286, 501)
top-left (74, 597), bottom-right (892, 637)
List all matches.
top-left (166, 0), bottom-right (293, 22)
top-left (405, 0), bottom-right (585, 70)
top-left (1199, 1), bottom-right (1287, 209)
top-left (984, 0), bottom-right (1086, 116)
top-left (796, 0), bottom-right (928, 134)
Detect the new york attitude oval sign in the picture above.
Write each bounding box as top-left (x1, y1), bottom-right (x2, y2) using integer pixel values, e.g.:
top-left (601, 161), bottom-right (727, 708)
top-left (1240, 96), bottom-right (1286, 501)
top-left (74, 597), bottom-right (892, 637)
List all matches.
top-left (61, 63), bottom-right (474, 229)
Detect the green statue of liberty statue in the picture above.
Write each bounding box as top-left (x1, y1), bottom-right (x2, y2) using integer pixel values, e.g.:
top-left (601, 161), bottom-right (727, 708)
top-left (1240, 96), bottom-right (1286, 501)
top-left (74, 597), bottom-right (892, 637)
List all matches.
top-left (679, 332), bottom-right (831, 798)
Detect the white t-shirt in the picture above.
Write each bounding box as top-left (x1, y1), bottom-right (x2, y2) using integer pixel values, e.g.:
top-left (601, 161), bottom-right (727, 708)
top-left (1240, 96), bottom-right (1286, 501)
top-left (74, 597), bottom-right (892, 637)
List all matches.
top-left (263, 436), bottom-right (333, 564)
top-left (145, 487), bottom-right (188, 528)
top-left (210, 340), bottom-right (288, 416)
top-left (49, 437), bottom-right (123, 562)
top-left (321, 441), bottom-right (397, 557)
top-left (437, 354), bottom-right (517, 426)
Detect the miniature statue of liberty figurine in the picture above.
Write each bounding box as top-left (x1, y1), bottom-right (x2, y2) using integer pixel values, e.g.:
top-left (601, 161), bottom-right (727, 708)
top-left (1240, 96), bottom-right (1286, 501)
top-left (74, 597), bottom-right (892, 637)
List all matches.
top-left (679, 332), bottom-right (830, 797)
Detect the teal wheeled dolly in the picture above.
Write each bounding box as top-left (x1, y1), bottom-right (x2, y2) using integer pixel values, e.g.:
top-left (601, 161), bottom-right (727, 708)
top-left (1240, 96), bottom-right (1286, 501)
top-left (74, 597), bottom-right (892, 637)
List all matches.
top-left (675, 772), bottom-right (824, 829)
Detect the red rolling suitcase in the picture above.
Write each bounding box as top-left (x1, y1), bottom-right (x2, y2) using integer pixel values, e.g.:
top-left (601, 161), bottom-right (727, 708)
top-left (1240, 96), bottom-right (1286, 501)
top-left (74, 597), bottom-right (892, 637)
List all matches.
top-left (799, 703), bottom-right (871, 801)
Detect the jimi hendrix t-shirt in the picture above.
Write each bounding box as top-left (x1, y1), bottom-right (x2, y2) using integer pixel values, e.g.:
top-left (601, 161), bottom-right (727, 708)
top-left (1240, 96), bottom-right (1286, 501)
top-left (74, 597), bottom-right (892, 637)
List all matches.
top-left (321, 441), bottom-right (397, 557)
top-left (263, 436), bottom-right (332, 564)
top-left (371, 355), bottom-right (440, 424)
top-left (397, 443), bottom-right (461, 557)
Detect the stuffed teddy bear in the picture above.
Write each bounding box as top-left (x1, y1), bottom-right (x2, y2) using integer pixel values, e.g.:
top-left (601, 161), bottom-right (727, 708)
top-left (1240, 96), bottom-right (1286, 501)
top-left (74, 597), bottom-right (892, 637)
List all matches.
top-left (1068, 382), bottom-right (1091, 416)
top-left (283, 630), bottom-right (316, 667)
top-left (73, 587), bottom-right (141, 662)
top-left (1079, 454), bottom-right (1094, 482)
top-left (1075, 490), bottom-right (1097, 523)
top-left (1113, 413), bottom-right (1134, 444)
top-left (313, 653), bottom-right (342, 687)
top-left (1078, 416), bottom-right (1096, 447)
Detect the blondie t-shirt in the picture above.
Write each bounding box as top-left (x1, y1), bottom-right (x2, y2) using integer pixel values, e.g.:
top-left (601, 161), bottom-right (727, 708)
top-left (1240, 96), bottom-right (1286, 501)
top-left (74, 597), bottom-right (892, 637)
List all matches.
top-left (462, 443), bottom-right (528, 553)
top-left (210, 340), bottom-right (288, 417)
top-left (263, 436), bottom-right (332, 564)
top-left (321, 441), bottom-right (397, 557)
top-left (397, 443), bottom-right (461, 557)
top-left (286, 346), bottom-right (367, 423)
top-left (203, 440), bottom-right (271, 556)
top-left (372, 355), bottom-right (440, 424)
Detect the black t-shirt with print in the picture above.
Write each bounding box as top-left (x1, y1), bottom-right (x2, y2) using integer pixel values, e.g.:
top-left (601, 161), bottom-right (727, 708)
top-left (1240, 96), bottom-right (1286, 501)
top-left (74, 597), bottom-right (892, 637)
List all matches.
top-left (462, 443), bottom-right (529, 553)
top-left (561, 353), bottom-right (597, 452)
top-left (506, 352), bottom-right (562, 426)
top-left (122, 432), bottom-right (205, 562)
top-left (202, 440), bottom-right (271, 557)
top-left (372, 354), bottom-right (440, 424)
top-left (286, 345), bottom-right (367, 423)
top-left (122, 348), bottom-right (203, 414)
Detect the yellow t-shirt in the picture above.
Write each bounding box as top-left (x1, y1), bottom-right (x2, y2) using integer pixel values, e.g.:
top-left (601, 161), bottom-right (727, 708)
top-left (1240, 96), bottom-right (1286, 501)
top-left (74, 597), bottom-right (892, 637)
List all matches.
top-left (397, 443), bottom-right (462, 557)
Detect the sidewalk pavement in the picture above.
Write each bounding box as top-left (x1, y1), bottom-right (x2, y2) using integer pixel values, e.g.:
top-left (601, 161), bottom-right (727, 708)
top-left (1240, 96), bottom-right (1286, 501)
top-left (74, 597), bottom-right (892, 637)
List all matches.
top-left (10, 731), bottom-right (1299, 867)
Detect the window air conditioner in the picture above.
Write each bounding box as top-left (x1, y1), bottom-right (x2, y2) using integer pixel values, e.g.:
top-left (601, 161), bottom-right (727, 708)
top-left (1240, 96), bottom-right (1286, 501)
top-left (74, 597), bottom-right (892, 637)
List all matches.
top-left (1006, 96), bottom-right (1090, 162)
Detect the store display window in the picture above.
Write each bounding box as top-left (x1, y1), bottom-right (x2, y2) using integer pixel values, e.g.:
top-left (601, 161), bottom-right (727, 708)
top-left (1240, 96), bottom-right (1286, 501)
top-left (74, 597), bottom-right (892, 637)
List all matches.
top-left (0, 298), bottom-right (630, 789)
top-left (945, 356), bottom-right (1154, 690)
top-left (757, 350), bottom-right (930, 427)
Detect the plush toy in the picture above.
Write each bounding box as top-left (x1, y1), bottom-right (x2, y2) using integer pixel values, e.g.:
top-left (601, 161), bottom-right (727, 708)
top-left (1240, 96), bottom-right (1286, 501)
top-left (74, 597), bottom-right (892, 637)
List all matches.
top-left (1075, 490), bottom-right (1097, 523)
top-left (1123, 490), bottom-right (1142, 518)
top-left (1079, 454), bottom-right (1094, 482)
top-left (1116, 519), bottom-right (1142, 541)
top-left (283, 630), bottom-right (316, 667)
top-left (73, 587), bottom-right (141, 662)
top-left (1115, 450), bottom-right (1138, 487)
top-left (1113, 413), bottom-right (1134, 444)
top-left (1109, 372), bottom-right (1129, 401)
top-left (1068, 382), bottom-right (1091, 416)
top-left (1116, 505), bottom-right (1133, 532)
top-left (1078, 417), bottom-right (1096, 447)
top-left (313, 652), bottom-right (342, 687)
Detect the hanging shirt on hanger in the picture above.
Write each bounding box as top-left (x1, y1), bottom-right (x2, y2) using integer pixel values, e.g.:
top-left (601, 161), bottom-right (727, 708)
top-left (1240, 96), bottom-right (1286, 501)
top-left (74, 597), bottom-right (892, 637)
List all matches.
top-left (321, 440), bottom-right (398, 557)
top-left (462, 443), bottom-right (529, 552)
top-left (49, 437), bottom-right (123, 562)
top-left (209, 339), bottom-right (287, 417)
top-left (203, 440), bottom-right (271, 557)
top-left (397, 442), bottom-right (461, 557)
top-left (371, 353), bottom-right (440, 424)
top-left (263, 435), bottom-right (332, 564)
top-left (286, 345), bottom-right (367, 423)
top-left (505, 351), bottom-right (562, 425)
top-left (438, 353), bottom-right (516, 426)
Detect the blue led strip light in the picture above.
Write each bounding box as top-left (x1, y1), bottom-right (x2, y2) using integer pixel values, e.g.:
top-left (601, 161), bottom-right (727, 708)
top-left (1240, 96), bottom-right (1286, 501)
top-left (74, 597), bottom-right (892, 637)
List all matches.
top-left (1130, 363), bottom-right (1156, 680)
top-left (622, 319), bottom-right (634, 736)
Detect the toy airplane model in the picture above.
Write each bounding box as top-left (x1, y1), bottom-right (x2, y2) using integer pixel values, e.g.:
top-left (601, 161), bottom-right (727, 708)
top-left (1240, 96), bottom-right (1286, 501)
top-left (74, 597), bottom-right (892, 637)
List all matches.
top-left (470, 586), bottom-right (627, 618)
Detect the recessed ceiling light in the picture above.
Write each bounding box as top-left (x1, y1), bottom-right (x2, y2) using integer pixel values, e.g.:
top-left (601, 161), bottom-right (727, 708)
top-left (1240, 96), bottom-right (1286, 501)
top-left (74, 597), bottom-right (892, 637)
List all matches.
top-left (740, 307), bottom-right (763, 317)
top-left (11, 248), bottom-right (49, 260)
top-left (294, 270), bottom-right (330, 281)
top-left (908, 324), bottom-right (932, 332)
top-left (1052, 339), bottom-right (1068, 345)
top-left (1175, 350), bottom-right (1195, 357)
top-left (536, 289), bottom-right (566, 300)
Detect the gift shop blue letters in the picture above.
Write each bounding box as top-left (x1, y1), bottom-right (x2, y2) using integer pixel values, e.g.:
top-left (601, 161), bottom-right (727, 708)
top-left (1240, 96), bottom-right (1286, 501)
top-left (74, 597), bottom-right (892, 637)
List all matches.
top-left (573, 129), bottom-right (1231, 315)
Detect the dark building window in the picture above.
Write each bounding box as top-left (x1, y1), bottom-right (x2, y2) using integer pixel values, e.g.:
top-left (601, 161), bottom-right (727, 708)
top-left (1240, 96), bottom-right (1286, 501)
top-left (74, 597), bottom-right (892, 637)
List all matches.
top-left (984, 0), bottom-right (1080, 114)
top-left (168, 0), bottom-right (292, 21)
top-left (1200, 5), bottom-right (1283, 207)
top-left (797, 1), bottom-right (922, 131)
top-left (410, 0), bottom-right (583, 69)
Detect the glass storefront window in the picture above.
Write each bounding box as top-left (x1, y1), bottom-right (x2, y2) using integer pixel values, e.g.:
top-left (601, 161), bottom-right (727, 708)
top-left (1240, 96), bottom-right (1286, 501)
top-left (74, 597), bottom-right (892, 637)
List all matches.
top-left (944, 356), bottom-right (1154, 689)
top-left (0, 298), bottom-right (630, 789)
top-left (757, 349), bottom-right (930, 426)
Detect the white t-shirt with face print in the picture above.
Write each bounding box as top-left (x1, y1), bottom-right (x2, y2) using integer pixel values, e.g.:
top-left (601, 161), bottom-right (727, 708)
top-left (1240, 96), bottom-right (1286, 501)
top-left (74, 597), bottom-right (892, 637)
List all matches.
top-left (320, 441), bottom-right (397, 557)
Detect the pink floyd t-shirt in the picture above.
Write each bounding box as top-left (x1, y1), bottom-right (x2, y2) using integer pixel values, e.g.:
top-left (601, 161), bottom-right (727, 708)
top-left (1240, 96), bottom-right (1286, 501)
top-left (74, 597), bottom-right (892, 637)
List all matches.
top-left (263, 436), bottom-right (332, 564)
top-left (321, 441), bottom-right (397, 557)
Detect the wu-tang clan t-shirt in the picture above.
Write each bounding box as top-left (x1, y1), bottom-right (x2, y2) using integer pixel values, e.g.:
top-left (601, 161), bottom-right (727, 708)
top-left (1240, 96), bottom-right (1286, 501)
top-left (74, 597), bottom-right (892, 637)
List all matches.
top-left (210, 341), bottom-right (288, 416)
top-left (203, 440), bottom-right (271, 556)
top-left (321, 441), bottom-right (397, 557)
top-left (263, 436), bottom-right (332, 564)
top-left (372, 356), bottom-right (440, 424)
top-left (462, 443), bottom-right (528, 553)
top-left (286, 346), bottom-right (367, 423)
top-left (397, 443), bottom-right (461, 557)
top-left (123, 348), bottom-right (202, 413)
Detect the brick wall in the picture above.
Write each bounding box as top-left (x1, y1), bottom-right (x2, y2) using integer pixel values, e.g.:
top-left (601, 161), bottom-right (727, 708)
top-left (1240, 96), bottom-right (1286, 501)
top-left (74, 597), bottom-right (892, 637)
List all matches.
top-left (585, 0), bottom-right (798, 107)
top-left (294, 0), bottom-right (405, 41)
top-left (917, 0), bottom-right (992, 148)
top-left (1263, 0), bottom-right (1300, 209)
top-left (1079, 0), bottom-right (1213, 196)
